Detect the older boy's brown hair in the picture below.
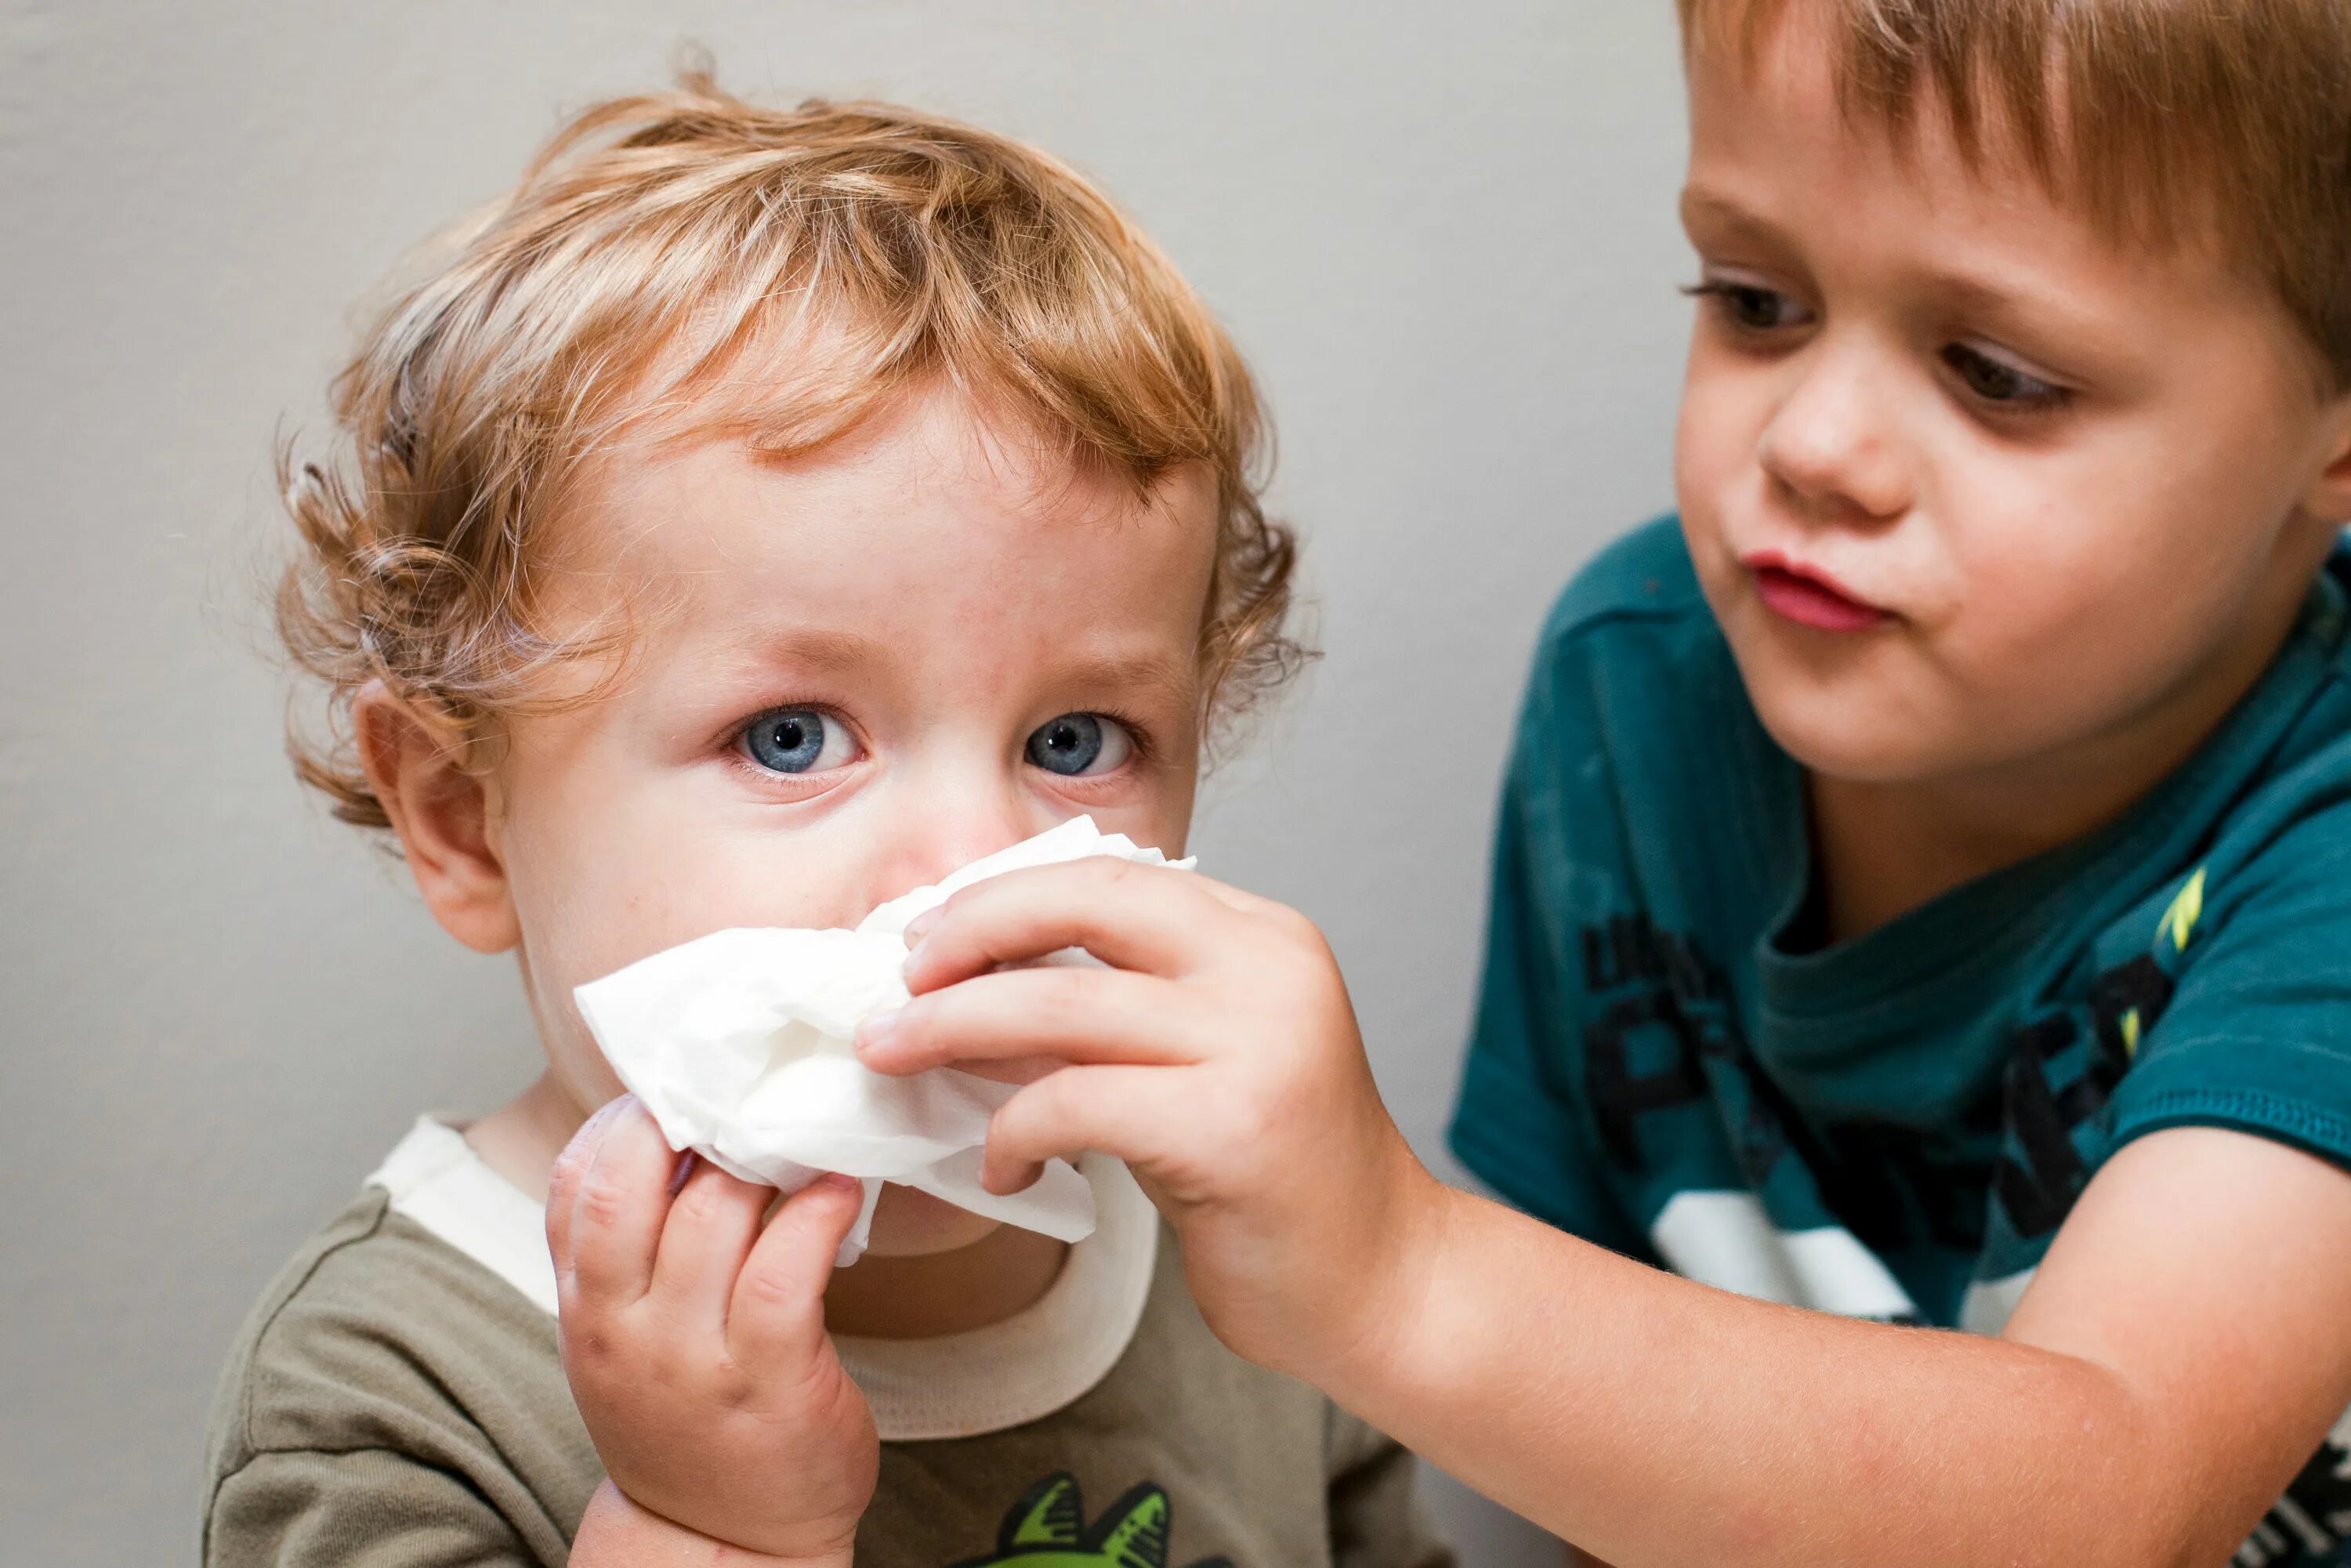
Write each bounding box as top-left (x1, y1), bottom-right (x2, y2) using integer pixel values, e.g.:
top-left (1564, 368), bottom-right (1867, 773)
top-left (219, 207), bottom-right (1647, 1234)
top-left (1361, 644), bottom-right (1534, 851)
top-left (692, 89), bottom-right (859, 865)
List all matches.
top-left (1679, 0), bottom-right (2351, 382)
top-left (279, 71), bottom-right (1301, 828)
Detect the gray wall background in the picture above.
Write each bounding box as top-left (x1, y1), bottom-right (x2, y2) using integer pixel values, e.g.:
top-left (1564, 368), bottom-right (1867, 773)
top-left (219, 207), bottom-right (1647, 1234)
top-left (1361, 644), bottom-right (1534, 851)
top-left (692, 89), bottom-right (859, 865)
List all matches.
top-left (0, 3), bottom-right (1692, 1561)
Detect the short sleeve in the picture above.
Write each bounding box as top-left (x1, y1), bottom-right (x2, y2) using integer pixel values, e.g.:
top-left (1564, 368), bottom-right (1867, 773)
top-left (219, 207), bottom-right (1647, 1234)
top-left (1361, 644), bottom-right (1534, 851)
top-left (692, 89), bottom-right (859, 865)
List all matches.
top-left (1322, 1406), bottom-right (1457, 1568)
top-left (2110, 792), bottom-right (2351, 1173)
top-left (206, 1448), bottom-right (540, 1568)
top-left (202, 1195), bottom-right (595, 1568)
top-left (1448, 742), bottom-right (1647, 1257)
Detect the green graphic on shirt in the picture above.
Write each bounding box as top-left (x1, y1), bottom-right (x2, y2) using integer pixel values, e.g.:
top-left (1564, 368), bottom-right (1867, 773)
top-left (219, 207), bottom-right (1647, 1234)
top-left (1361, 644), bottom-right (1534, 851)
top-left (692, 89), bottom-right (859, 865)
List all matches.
top-left (2162, 867), bottom-right (2208, 953)
top-left (947, 1471), bottom-right (1233, 1568)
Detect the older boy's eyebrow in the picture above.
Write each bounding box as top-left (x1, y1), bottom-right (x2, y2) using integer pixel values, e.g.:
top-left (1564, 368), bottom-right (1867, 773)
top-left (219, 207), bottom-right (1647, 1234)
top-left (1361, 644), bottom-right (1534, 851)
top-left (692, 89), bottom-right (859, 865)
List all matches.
top-left (1678, 185), bottom-right (1788, 248)
top-left (1679, 182), bottom-right (2129, 355)
top-left (1908, 267), bottom-right (2124, 353)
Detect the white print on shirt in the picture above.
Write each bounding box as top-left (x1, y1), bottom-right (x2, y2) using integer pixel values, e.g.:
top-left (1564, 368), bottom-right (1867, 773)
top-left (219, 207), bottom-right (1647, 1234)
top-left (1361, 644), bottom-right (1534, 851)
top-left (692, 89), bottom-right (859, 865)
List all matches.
top-left (1648, 1189), bottom-right (1920, 1322)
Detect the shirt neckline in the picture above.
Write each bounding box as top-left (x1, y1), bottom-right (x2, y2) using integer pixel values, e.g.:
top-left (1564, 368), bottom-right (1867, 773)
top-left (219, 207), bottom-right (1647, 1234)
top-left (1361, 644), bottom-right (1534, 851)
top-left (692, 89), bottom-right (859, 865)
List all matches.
top-left (1744, 567), bottom-right (2349, 1053)
top-left (364, 1116), bottom-right (1160, 1441)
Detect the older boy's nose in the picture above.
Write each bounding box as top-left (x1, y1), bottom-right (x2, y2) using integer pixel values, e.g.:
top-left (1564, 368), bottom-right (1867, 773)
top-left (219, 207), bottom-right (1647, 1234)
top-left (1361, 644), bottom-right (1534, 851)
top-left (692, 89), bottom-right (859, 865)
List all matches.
top-left (1756, 341), bottom-right (1911, 525)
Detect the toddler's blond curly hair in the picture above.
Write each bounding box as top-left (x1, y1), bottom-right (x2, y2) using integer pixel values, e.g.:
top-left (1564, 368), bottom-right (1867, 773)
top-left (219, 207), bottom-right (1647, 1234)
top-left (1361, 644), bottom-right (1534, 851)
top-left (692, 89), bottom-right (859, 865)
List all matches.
top-left (278, 71), bottom-right (1302, 828)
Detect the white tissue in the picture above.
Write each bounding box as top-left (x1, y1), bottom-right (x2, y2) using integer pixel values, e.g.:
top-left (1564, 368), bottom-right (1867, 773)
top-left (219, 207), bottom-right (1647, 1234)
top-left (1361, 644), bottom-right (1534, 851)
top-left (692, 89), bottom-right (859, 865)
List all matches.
top-left (574, 817), bottom-right (1192, 1266)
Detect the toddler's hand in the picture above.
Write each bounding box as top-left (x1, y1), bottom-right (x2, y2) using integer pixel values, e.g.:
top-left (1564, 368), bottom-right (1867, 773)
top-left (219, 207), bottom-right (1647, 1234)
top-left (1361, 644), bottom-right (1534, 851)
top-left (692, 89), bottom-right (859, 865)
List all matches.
top-left (855, 860), bottom-right (1444, 1385)
top-left (547, 1097), bottom-right (877, 1565)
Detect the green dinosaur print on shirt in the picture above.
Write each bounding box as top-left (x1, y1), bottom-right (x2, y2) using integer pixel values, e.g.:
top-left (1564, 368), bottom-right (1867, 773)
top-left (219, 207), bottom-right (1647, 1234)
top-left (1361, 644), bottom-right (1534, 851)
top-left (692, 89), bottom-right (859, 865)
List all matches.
top-left (947, 1472), bottom-right (1233, 1568)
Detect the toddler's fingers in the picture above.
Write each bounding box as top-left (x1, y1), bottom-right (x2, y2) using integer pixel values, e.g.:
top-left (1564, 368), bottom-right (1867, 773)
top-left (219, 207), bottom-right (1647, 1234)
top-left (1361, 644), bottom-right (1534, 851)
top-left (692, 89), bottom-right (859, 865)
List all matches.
top-left (726, 1173), bottom-right (866, 1369)
top-left (545, 1094), bottom-right (631, 1271)
top-left (900, 859), bottom-right (1231, 991)
top-left (564, 1097), bottom-right (682, 1309)
top-left (857, 966), bottom-right (1197, 1076)
top-left (646, 1161), bottom-right (772, 1332)
top-left (980, 1065), bottom-right (1181, 1196)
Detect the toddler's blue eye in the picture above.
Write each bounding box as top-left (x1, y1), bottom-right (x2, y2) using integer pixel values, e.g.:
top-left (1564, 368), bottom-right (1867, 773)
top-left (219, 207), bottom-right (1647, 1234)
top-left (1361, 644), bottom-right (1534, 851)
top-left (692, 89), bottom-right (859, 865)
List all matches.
top-left (1025, 712), bottom-right (1133, 777)
top-left (741, 708), bottom-right (846, 775)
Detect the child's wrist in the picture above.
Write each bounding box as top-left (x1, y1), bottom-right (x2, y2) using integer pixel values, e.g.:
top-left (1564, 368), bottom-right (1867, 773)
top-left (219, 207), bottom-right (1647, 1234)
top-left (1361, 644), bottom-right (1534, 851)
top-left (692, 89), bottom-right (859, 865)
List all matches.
top-left (573, 1481), bottom-right (857, 1568)
top-left (1314, 1145), bottom-right (1462, 1392)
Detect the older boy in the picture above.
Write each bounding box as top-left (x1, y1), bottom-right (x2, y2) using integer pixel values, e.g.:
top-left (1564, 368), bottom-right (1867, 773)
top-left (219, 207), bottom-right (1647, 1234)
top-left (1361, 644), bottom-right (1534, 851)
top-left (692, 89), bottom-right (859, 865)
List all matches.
top-left (860, 2), bottom-right (2351, 1563)
top-left (205, 78), bottom-right (1451, 1568)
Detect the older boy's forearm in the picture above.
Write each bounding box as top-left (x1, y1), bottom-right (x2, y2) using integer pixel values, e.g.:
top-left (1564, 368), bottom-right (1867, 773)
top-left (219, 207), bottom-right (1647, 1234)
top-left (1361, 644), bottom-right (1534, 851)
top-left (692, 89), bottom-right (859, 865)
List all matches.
top-left (571, 1483), bottom-right (857, 1568)
top-left (1330, 1186), bottom-right (2199, 1568)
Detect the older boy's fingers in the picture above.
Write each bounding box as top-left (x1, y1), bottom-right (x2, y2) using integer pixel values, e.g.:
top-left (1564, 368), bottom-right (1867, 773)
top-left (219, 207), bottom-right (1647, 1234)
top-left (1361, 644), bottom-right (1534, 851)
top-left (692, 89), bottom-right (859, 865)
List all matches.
top-left (857, 967), bottom-right (1199, 1077)
top-left (564, 1099), bottom-right (681, 1308)
top-left (726, 1174), bottom-right (866, 1368)
top-left (1178, 872), bottom-right (1279, 918)
top-left (647, 1161), bottom-right (772, 1330)
top-left (900, 864), bottom-right (1261, 944)
top-left (900, 860), bottom-right (1234, 991)
top-left (932, 1052), bottom-right (1066, 1087)
top-left (545, 1095), bottom-right (632, 1271)
top-left (980, 1066), bottom-right (1182, 1195)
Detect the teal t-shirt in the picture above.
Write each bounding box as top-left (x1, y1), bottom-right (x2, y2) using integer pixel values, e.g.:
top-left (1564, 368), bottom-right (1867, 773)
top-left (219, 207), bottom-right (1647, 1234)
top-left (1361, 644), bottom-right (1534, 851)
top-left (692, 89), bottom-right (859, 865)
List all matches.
top-left (1451, 516), bottom-right (2351, 1566)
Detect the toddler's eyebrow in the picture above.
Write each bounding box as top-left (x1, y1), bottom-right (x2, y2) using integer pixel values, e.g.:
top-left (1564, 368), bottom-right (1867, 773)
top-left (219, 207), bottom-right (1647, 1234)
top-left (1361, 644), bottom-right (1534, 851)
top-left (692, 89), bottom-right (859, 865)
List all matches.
top-left (723, 637), bottom-right (1192, 708)
top-left (743, 628), bottom-right (894, 677)
top-left (1056, 652), bottom-right (1197, 709)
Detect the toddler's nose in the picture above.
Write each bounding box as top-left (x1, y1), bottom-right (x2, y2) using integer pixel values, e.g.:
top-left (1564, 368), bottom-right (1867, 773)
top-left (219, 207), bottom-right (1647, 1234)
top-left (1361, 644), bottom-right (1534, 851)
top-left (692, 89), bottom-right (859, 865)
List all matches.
top-left (859, 797), bottom-right (1041, 912)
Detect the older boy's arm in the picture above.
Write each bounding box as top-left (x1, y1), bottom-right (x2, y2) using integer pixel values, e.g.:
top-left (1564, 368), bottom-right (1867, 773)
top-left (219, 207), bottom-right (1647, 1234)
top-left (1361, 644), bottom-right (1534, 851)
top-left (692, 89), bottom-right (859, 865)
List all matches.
top-left (872, 863), bottom-right (2351, 1567)
top-left (1341, 1124), bottom-right (2351, 1568)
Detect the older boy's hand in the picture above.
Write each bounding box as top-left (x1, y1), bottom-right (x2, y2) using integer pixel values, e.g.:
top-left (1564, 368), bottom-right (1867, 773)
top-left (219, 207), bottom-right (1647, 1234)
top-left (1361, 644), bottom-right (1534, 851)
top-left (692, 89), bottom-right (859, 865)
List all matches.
top-left (855, 860), bottom-right (1445, 1384)
top-left (548, 1097), bottom-right (876, 1566)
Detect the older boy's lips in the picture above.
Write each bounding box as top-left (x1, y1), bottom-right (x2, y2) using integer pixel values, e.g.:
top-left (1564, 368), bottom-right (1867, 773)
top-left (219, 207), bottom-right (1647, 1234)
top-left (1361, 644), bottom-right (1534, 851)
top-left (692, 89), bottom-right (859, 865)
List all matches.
top-left (1740, 550), bottom-right (1890, 633)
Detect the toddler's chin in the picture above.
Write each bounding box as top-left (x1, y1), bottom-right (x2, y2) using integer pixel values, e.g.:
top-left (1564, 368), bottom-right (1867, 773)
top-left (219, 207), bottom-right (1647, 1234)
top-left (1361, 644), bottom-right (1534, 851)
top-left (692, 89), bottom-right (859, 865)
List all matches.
top-left (859, 1182), bottom-right (1005, 1258)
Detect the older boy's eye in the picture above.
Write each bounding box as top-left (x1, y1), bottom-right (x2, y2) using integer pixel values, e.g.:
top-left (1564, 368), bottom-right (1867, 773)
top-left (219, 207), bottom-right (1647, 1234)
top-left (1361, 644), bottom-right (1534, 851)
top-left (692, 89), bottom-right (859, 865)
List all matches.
top-left (740, 708), bottom-right (854, 775)
top-left (1942, 343), bottom-right (2066, 408)
top-left (1025, 713), bottom-right (1134, 778)
top-left (1686, 279), bottom-right (1813, 333)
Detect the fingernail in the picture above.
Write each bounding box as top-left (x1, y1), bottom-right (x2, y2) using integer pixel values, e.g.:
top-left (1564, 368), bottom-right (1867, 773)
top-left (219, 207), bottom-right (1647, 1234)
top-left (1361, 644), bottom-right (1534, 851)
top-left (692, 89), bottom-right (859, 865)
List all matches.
top-left (820, 1171), bottom-right (863, 1192)
top-left (904, 907), bottom-right (943, 945)
top-left (665, 1150), bottom-right (699, 1196)
top-left (856, 1009), bottom-right (903, 1056)
top-left (984, 1161), bottom-right (1043, 1197)
top-left (575, 1095), bottom-right (626, 1143)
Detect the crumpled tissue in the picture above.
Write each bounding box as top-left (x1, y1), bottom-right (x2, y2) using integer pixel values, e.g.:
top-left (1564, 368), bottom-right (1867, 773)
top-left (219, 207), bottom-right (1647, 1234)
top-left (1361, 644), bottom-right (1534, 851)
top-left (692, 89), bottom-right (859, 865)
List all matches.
top-left (574, 817), bottom-right (1191, 1265)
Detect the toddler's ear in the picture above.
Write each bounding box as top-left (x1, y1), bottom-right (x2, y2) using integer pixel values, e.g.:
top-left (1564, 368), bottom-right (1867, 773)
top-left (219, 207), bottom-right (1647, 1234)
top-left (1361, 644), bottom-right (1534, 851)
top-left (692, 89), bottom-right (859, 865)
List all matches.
top-left (353, 680), bottom-right (520, 954)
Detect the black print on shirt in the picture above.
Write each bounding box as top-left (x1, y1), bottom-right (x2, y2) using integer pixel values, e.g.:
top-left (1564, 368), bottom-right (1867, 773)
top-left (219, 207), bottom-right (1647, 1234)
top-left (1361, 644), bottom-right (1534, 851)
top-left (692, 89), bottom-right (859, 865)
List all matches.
top-left (1574, 915), bottom-right (2351, 1566)
top-left (1577, 914), bottom-right (1991, 1264)
top-left (2235, 1438), bottom-right (2351, 1566)
top-left (1994, 954), bottom-right (2175, 1240)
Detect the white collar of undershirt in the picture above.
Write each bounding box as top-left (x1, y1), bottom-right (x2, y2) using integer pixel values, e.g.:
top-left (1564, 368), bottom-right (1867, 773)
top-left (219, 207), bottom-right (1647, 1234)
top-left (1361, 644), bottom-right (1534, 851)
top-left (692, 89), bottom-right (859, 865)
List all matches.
top-left (364, 1116), bottom-right (1158, 1440)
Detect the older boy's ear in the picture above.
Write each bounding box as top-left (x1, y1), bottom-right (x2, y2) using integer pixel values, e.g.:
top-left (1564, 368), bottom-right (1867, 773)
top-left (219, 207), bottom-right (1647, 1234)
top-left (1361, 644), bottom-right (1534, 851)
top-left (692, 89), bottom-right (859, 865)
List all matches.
top-left (2305, 393), bottom-right (2351, 526)
top-left (353, 681), bottom-right (520, 955)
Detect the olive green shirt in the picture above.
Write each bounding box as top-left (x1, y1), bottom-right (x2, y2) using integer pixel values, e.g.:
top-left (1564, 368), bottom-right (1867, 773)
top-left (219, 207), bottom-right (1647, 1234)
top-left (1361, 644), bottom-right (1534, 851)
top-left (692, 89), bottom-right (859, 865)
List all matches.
top-left (205, 1128), bottom-right (1452, 1568)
